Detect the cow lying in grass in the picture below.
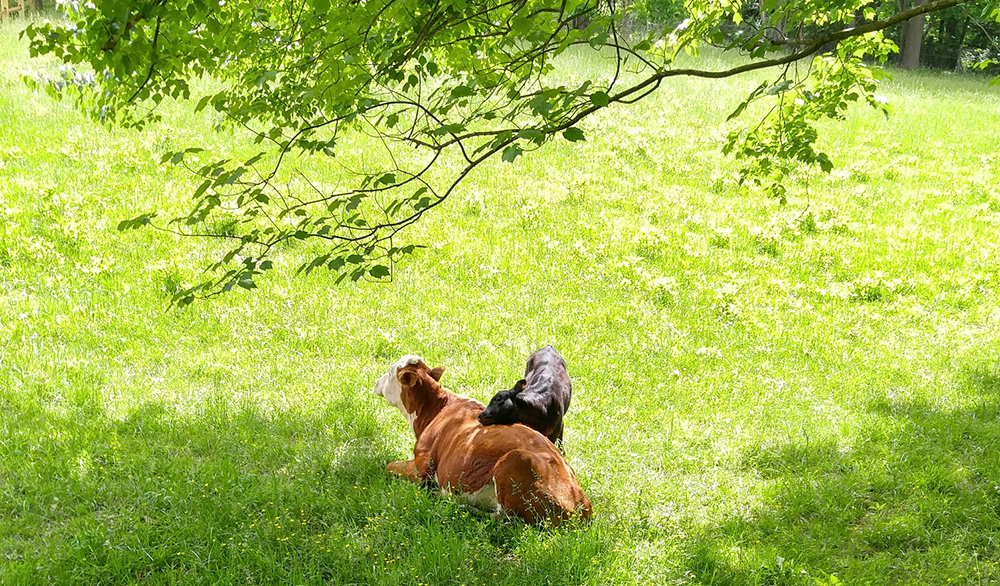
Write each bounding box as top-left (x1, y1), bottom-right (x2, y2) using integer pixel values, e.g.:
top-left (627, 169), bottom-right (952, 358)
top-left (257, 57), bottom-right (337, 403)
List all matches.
top-left (373, 355), bottom-right (591, 525)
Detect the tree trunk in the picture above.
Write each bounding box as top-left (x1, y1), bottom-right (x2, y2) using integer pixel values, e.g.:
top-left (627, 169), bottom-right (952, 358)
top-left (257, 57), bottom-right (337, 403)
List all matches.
top-left (954, 14), bottom-right (969, 71)
top-left (899, 0), bottom-right (927, 69)
top-left (760, 0), bottom-right (789, 43)
top-left (611, 0), bottom-right (636, 37)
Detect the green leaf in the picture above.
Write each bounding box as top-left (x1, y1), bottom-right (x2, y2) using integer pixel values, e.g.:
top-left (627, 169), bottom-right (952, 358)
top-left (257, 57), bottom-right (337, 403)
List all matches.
top-left (528, 95), bottom-right (551, 115)
top-left (727, 82), bottom-right (768, 121)
top-left (369, 265), bottom-right (391, 278)
top-left (816, 153), bottom-right (834, 173)
top-left (194, 95), bottom-right (212, 113)
top-left (256, 70), bottom-right (277, 86)
top-left (429, 123), bottom-right (466, 136)
top-left (727, 99), bottom-right (750, 122)
top-left (562, 127), bottom-right (585, 142)
top-left (298, 254), bottom-right (329, 275)
top-left (220, 167), bottom-right (245, 185)
top-left (517, 129), bottom-right (544, 142)
top-left (511, 15), bottom-right (530, 33)
top-left (502, 145), bottom-right (523, 162)
top-left (588, 31), bottom-right (609, 49)
top-left (590, 91), bottom-right (610, 107)
top-left (767, 80), bottom-right (793, 95)
top-left (191, 180), bottom-right (212, 201)
top-left (450, 85), bottom-right (475, 98)
top-left (345, 195), bottom-right (363, 212)
top-left (117, 213), bottom-right (156, 231)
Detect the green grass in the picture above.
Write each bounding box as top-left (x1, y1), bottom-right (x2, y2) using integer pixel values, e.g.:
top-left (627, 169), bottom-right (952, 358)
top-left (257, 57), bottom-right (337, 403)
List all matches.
top-left (3, 15), bottom-right (1000, 585)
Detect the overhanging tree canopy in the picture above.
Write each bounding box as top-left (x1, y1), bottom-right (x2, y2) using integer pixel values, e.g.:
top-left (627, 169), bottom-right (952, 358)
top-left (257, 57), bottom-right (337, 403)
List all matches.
top-left (23, 0), bottom-right (999, 304)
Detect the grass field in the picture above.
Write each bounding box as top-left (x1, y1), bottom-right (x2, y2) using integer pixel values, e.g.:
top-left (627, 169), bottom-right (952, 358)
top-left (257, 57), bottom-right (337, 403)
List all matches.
top-left (3, 14), bottom-right (1000, 586)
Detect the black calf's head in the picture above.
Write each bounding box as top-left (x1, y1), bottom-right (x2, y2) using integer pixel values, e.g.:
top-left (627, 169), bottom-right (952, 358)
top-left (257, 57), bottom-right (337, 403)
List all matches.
top-left (477, 379), bottom-right (526, 426)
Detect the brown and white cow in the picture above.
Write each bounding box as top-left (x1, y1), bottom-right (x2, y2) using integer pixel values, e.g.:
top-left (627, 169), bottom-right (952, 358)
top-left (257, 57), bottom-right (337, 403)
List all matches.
top-left (373, 355), bottom-right (592, 525)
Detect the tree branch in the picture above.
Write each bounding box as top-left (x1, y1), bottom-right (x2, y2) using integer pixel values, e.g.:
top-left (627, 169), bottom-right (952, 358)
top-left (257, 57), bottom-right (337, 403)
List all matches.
top-left (769, 0), bottom-right (966, 47)
top-left (127, 16), bottom-right (162, 103)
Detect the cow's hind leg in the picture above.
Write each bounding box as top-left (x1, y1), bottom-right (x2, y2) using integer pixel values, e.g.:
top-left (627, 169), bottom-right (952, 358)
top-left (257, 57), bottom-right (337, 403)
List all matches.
top-left (493, 450), bottom-right (558, 525)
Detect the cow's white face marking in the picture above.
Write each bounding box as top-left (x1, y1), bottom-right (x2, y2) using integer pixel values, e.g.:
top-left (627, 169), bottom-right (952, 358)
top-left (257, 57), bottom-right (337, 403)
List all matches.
top-left (373, 355), bottom-right (423, 432)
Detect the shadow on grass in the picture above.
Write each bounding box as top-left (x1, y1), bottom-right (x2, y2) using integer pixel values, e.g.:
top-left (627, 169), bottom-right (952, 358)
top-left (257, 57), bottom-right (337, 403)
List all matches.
top-left (0, 391), bottom-right (609, 585)
top-left (678, 364), bottom-right (1000, 586)
top-left (968, 365), bottom-right (1000, 395)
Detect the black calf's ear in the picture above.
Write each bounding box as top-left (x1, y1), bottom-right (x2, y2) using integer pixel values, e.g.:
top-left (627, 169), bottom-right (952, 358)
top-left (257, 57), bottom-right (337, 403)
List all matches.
top-left (512, 379), bottom-right (527, 394)
top-left (429, 367), bottom-right (445, 381)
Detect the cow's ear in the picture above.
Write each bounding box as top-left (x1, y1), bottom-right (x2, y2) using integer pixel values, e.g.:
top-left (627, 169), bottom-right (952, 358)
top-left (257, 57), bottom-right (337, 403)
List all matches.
top-left (398, 370), bottom-right (418, 387)
top-left (429, 367), bottom-right (445, 382)
top-left (512, 379), bottom-right (527, 394)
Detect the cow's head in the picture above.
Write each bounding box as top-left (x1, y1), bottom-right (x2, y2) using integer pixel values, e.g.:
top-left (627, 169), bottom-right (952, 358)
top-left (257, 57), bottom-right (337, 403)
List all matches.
top-left (477, 379), bottom-right (526, 426)
top-left (373, 355), bottom-right (444, 431)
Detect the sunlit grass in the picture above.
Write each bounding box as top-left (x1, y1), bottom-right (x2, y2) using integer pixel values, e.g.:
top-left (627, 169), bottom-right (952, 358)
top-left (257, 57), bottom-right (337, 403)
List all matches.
top-left (3, 14), bottom-right (1000, 586)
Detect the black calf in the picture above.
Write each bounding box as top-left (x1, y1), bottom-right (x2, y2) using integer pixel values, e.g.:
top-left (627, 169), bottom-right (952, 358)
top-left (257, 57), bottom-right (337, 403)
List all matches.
top-left (478, 345), bottom-right (571, 449)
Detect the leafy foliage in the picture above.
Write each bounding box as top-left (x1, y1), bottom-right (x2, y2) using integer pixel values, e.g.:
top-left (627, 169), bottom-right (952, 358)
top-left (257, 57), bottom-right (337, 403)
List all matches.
top-left (630, 0), bottom-right (687, 27)
top-left (21, 0), bottom-right (1000, 301)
